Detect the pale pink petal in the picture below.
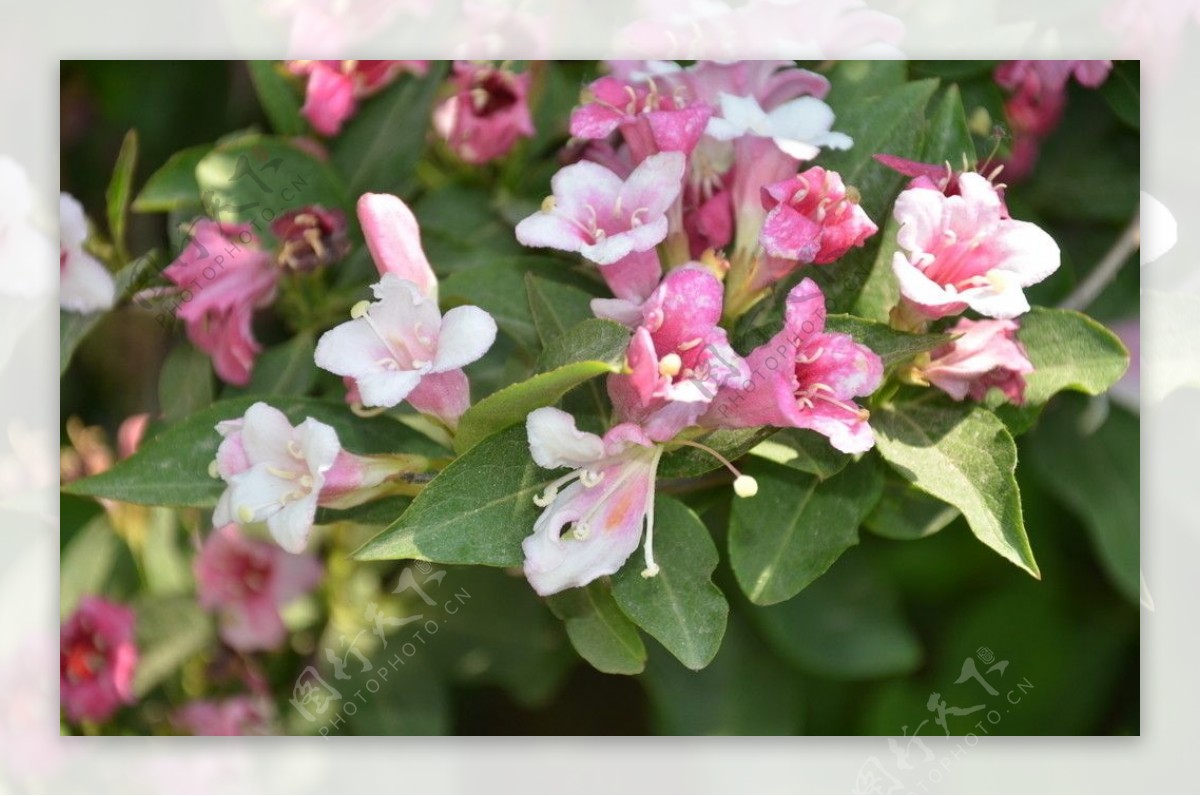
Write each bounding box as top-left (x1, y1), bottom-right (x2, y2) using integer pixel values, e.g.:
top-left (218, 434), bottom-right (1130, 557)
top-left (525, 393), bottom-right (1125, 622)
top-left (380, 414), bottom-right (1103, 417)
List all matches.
top-left (432, 305), bottom-right (497, 371)
top-left (526, 407), bottom-right (605, 470)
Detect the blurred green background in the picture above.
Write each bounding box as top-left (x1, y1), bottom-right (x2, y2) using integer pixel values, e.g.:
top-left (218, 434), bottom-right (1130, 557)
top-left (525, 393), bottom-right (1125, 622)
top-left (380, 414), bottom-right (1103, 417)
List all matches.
top-left (60, 61), bottom-right (1139, 735)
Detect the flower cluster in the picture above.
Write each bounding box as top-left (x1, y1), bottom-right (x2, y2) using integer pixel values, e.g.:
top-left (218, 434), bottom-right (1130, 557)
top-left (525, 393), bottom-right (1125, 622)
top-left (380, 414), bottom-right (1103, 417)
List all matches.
top-left (513, 60), bottom-right (886, 594)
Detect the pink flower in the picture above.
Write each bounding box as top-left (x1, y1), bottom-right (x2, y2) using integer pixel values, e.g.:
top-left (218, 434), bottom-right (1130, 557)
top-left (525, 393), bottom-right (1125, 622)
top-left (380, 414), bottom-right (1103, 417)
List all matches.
top-left (60, 597), bottom-right (138, 724)
top-left (516, 151), bottom-right (686, 266)
top-left (920, 318), bottom-right (1034, 405)
top-left (59, 192), bottom-right (115, 313)
top-left (995, 60), bottom-right (1112, 137)
top-left (163, 219), bottom-right (280, 385)
top-left (570, 74), bottom-right (713, 162)
top-left (704, 279), bottom-right (883, 454)
top-left (433, 62), bottom-right (535, 164)
top-left (195, 524), bottom-right (322, 651)
top-left (173, 695), bottom-right (274, 736)
top-left (608, 266), bottom-right (748, 441)
top-left (357, 193), bottom-right (439, 300)
top-left (271, 205), bottom-right (350, 272)
top-left (212, 402), bottom-right (418, 552)
top-left (314, 275), bottom-right (496, 417)
top-left (891, 173), bottom-right (1060, 320)
top-left (522, 408), bottom-right (663, 595)
top-left (288, 60), bottom-right (430, 136)
top-left (759, 167), bottom-right (877, 264)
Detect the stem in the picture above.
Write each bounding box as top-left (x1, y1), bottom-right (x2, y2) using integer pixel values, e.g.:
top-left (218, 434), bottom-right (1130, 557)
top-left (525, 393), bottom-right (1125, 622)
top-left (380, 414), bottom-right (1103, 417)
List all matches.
top-left (1059, 211), bottom-right (1140, 312)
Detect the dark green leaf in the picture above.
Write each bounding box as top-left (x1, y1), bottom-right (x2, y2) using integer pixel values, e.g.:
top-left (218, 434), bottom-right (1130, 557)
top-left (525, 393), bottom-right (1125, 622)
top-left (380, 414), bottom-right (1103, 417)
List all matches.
top-left (874, 401), bottom-right (1039, 577)
top-left (533, 317), bottom-right (630, 372)
top-left (611, 496), bottom-right (728, 671)
top-left (525, 272), bottom-right (599, 346)
top-left (1100, 61), bottom-right (1139, 130)
top-left (1026, 400), bottom-right (1139, 603)
top-left (1017, 307), bottom-right (1129, 405)
top-left (642, 615), bottom-right (801, 734)
top-left (753, 548), bottom-right (922, 680)
top-left (60, 515), bottom-right (122, 617)
top-left (729, 458), bottom-right (882, 605)
top-left (658, 427), bottom-right (777, 479)
top-left (247, 60), bottom-right (306, 136)
top-left (548, 581), bottom-right (646, 675)
top-left (232, 332), bottom-right (317, 398)
top-left (332, 63), bottom-right (447, 197)
top-left (865, 473), bottom-right (960, 540)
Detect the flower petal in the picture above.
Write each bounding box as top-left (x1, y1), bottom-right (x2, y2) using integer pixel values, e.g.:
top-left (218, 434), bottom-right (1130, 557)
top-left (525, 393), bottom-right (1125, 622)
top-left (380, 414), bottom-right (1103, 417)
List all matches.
top-left (526, 407), bottom-right (604, 470)
top-left (357, 193), bottom-right (438, 299)
top-left (432, 305), bottom-right (497, 371)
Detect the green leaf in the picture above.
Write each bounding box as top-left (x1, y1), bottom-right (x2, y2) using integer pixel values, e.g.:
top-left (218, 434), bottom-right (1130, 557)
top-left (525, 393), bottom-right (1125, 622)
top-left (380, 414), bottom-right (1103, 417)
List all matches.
top-left (158, 344), bottom-right (214, 422)
top-left (454, 359), bottom-right (622, 454)
top-left (1017, 307), bottom-right (1129, 405)
top-left (64, 396), bottom-right (444, 507)
top-left (440, 257), bottom-right (594, 352)
top-left (247, 60), bottom-right (306, 136)
top-left (532, 317), bottom-right (630, 372)
top-left (865, 473), bottom-right (959, 541)
top-left (641, 615), bottom-right (802, 734)
top-left (611, 496), bottom-right (728, 671)
top-left (332, 63), bottom-right (447, 197)
top-left (354, 425), bottom-right (544, 566)
top-left (339, 653), bottom-right (450, 736)
top-left (826, 314), bottom-right (951, 371)
top-left (132, 144), bottom-right (210, 213)
top-left (140, 508), bottom-right (194, 595)
top-left (525, 272), bottom-right (599, 346)
top-left (729, 458), bottom-right (882, 605)
top-left (873, 401), bottom-right (1039, 577)
top-left (1100, 61), bottom-right (1139, 130)
top-left (548, 581), bottom-right (647, 675)
top-left (106, 129), bottom-right (138, 262)
top-left (1026, 400), bottom-right (1139, 603)
top-left (314, 495), bottom-right (411, 527)
top-left (132, 595), bottom-right (215, 697)
top-left (453, 318), bottom-right (628, 453)
top-left (194, 135), bottom-right (346, 229)
top-left (752, 548), bottom-right (922, 680)
top-left (232, 332), bottom-right (317, 397)
top-left (748, 428), bottom-right (849, 480)
top-left (922, 84), bottom-right (976, 169)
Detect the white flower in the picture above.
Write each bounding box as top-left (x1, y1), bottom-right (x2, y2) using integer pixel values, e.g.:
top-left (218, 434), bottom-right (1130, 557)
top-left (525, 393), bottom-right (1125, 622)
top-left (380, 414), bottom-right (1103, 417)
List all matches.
top-left (704, 93), bottom-right (853, 160)
top-left (0, 157), bottom-right (54, 300)
top-left (314, 274), bottom-right (497, 409)
top-left (59, 192), bottom-right (116, 313)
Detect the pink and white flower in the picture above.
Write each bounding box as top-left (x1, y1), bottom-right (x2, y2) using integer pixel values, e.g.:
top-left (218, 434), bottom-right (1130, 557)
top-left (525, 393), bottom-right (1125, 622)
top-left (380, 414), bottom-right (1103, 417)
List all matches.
top-left (515, 152), bottom-right (686, 266)
top-left (212, 402), bottom-right (417, 552)
top-left (314, 274), bottom-right (496, 415)
top-left (163, 219), bottom-right (280, 385)
top-left (891, 172), bottom-right (1060, 320)
top-left (357, 193), bottom-right (439, 300)
top-left (59, 192), bottom-right (115, 313)
top-left (288, 60), bottom-right (430, 136)
top-left (433, 61), bottom-right (535, 164)
top-left (920, 318), bottom-right (1034, 405)
top-left (194, 524), bottom-right (322, 651)
top-left (608, 266), bottom-right (748, 441)
top-left (759, 166), bottom-right (877, 266)
top-left (704, 279), bottom-right (883, 454)
top-left (173, 695), bottom-right (274, 736)
top-left (60, 597), bottom-right (137, 724)
top-left (522, 408), bottom-right (664, 595)
top-left (570, 74), bottom-right (713, 163)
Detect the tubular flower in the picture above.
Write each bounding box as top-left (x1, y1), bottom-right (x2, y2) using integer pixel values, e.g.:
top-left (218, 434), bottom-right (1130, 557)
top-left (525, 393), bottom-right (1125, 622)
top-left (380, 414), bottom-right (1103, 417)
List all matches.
top-left (434, 61), bottom-right (535, 164)
top-left (919, 318), bottom-right (1034, 405)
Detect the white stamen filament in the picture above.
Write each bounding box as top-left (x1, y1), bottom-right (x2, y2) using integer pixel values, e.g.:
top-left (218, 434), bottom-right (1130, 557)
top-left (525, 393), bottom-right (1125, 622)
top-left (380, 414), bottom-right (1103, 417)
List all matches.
top-left (641, 448), bottom-right (665, 578)
top-left (795, 346), bottom-right (825, 365)
top-left (672, 439), bottom-right (758, 501)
